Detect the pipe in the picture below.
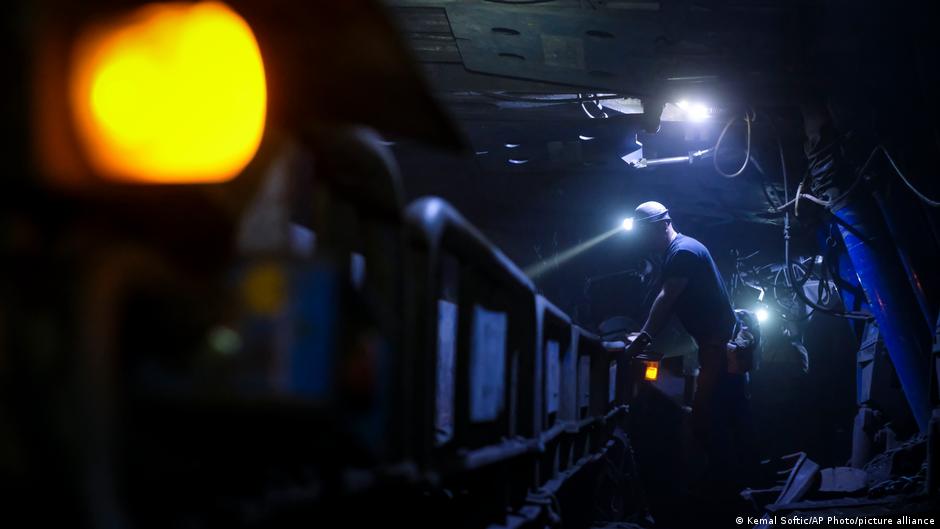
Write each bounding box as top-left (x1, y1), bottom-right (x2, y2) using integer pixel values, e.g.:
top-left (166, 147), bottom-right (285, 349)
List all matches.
top-left (831, 195), bottom-right (933, 431)
top-left (629, 149), bottom-right (711, 169)
top-left (871, 189), bottom-right (938, 331)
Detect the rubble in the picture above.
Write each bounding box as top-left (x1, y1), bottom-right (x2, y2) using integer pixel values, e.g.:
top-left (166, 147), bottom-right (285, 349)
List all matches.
top-left (817, 467), bottom-right (868, 497)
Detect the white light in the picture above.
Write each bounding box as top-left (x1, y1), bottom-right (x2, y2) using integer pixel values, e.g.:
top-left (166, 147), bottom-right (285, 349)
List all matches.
top-left (578, 134), bottom-right (595, 141)
top-left (505, 143), bottom-right (520, 149)
top-left (675, 99), bottom-right (710, 122)
top-left (755, 308), bottom-right (769, 323)
top-left (622, 217), bottom-right (634, 231)
top-left (687, 103), bottom-right (710, 122)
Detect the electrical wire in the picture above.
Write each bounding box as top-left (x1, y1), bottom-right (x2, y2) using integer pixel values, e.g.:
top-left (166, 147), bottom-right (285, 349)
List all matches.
top-left (873, 145), bottom-right (940, 207)
top-left (784, 209), bottom-right (871, 319)
top-left (794, 181), bottom-right (803, 216)
top-left (774, 114), bottom-right (872, 321)
top-left (754, 119), bottom-right (791, 211)
top-left (713, 110), bottom-right (755, 178)
top-left (815, 144), bottom-right (939, 210)
top-left (736, 113), bottom-right (867, 320)
top-left (766, 127), bottom-right (830, 215)
top-left (773, 192), bottom-right (831, 213)
top-left (772, 265), bottom-right (813, 322)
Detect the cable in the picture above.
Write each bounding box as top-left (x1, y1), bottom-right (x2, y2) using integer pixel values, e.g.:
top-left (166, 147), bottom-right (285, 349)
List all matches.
top-left (775, 116), bottom-right (872, 321)
top-left (713, 110), bottom-right (755, 178)
top-left (768, 129), bottom-right (834, 215)
top-left (820, 144), bottom-right (939, 209)
top-left (753, 118), bottom-right (791, 211)
top-left (784, 213), bottom-right (870, 320)
top-left (772, 266), bottom-right (813, 322)
top-left (875, 145), bottom-right (940, 207)
top-left (801, 193), bottom-right (831, 208)
top-left (794, 181), bottom-right (803, 216)
top-left (774, 193), bottom-right (831, 213)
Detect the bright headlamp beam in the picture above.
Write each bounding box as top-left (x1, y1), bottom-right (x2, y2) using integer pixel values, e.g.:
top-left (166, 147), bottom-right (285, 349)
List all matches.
top-left (524, 226), bottom-right (621, 279)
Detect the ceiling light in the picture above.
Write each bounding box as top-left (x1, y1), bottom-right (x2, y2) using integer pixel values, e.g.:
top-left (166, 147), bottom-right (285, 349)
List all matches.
top-left (687, 103), bottom-right (710, 122)
top-left (674, 99), bottom-right (711, 122)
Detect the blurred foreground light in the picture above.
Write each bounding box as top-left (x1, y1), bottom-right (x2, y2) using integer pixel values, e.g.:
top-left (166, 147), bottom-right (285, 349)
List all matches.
top-left (208, 325), bottom-right (242, 355)
top-left (69, 2), bottom-right (267, 183)
top-left (755, 308), bottom-right (769, 323)
top-left (643, 361), bottom-right (659, 381)
top-left (621, 217), bottom-right (634, 231)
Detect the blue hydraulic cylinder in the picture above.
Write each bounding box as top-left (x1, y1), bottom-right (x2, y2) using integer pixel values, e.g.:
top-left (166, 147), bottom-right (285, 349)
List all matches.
top-left (832, 196), bottom-right (933, 431)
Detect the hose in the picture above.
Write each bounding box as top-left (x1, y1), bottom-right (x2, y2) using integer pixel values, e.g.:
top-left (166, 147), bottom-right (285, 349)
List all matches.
top-left (872, 145), bottom-right (940, 207)
top-left (776, 116), bottom-right (873, 321)
top-left (811, 144), bottom-right (939, 210)
top-left (713, 111), bottom-right (756, 178)
top-left (774, 192), bottom-right (832, 213)
top-left (771, 265), bottom-right (813, 322)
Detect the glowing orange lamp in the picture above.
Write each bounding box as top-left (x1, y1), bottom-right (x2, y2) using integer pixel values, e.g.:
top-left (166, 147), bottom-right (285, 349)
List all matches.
top-left (643, 361), bottom-right (659, 382)
top-left (68, 2), bottom-right (267, 183)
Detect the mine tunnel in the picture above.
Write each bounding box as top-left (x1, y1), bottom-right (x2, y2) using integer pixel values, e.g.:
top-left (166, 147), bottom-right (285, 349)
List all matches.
top-left (3, 0), bottom-right (940, 527)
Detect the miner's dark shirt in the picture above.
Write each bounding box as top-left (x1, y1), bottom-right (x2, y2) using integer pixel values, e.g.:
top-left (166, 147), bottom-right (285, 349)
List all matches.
top-left (662, 233), bottom-right (736, 349)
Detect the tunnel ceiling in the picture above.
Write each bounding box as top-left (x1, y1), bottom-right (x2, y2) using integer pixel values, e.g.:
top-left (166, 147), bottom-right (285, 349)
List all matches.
top-left (383, 0), bottom-right (818, 236)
